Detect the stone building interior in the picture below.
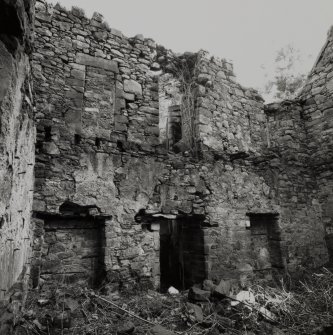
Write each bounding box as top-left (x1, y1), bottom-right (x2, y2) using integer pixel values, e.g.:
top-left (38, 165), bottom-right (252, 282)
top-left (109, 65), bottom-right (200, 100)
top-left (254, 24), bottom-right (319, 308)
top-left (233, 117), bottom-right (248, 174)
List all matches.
top-left (0, 0), bottom-right (333, 333)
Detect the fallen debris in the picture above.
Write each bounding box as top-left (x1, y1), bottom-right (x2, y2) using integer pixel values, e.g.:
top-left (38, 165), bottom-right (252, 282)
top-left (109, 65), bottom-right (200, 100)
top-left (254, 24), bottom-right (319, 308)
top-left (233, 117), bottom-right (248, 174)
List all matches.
top-left (188, 287), bottom-right (210, 302)
top-left (167, 287), bottom-right (180, 295)
top-left (92, 293), bottom-right (156, 326)
top-left (149, 325), bottom-right (177, 335)
top-left (9, 267), bottom-right (333, 335)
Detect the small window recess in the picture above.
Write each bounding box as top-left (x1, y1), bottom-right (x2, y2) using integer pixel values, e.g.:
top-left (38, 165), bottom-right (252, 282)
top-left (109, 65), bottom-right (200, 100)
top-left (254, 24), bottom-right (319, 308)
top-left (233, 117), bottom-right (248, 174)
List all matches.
top-left (167, 105), bottom-right (182, 152)
top-left (95, 137), bottom-right (101, 148)
top-left (44, 126), bottom-right (52, 142)
top-left (74, 134), bottom-right (81, 145)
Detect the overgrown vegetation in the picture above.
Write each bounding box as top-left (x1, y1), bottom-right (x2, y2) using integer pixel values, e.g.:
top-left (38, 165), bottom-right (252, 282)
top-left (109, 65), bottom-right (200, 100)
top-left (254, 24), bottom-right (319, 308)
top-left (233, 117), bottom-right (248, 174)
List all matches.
top-left (157, 47), bottom-right (205, 155)
top-left (70, 6), bottom-right (86, 18)
top-left (264, 44), bottom-right (306, 101)
top-left (11, 267), bottom-right (333, 334)
top-left (251, 267), bottom-right (333, 334)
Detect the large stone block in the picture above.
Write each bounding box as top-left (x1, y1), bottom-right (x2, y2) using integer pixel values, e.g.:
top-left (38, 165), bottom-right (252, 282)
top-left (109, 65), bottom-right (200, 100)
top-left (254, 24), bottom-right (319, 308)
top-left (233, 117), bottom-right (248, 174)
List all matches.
top-left (327, 79), bottom-right (333, 93)
top-left (124, 79), bottom-right (142, 95)
top-left (149, 325), bottom-right (176, 335)
top-left (76, 53), bottom-right (118, 73)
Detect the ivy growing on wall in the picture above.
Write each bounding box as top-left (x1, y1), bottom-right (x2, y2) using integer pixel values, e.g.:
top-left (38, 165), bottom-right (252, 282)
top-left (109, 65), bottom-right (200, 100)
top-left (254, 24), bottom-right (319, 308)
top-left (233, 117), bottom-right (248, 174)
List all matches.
top-left (157, 46), bottom-right (205, 156)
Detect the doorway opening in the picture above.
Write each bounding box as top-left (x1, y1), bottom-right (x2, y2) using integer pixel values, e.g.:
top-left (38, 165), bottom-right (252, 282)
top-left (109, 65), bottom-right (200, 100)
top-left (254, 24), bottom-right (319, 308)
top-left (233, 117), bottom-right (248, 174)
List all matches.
top-left (159, 216), bottom-right (206, 292)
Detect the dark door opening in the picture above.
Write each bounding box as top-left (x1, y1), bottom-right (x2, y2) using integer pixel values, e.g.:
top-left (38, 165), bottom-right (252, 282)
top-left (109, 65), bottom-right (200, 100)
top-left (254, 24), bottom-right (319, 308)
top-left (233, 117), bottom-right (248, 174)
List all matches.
top-left (159, 217), bottom-right (206, 292)
top-left (247, 213), bottom-right (283, 271)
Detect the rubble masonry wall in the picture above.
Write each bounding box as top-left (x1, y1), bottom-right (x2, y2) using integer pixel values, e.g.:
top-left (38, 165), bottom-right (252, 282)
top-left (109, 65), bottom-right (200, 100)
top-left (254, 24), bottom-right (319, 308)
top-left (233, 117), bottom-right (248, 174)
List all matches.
top-left (30, 0), bottom-right (330, 290)
top-left (0, 0), bottom-right (36, 300)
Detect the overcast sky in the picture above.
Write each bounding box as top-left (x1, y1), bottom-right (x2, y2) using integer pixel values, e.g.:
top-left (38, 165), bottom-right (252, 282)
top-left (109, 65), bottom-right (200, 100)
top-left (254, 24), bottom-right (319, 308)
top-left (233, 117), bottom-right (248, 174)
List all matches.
top-left (48, 0), bottom-right (333, 94)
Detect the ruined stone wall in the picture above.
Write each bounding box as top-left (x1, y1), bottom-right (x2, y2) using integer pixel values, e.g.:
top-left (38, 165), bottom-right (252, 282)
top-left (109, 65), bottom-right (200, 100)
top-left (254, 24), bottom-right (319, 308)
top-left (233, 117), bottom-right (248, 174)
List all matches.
top-left (299, 26), bottom-right (333, 259)
top-left (33, 0), bottom-right (161, 159)
top-left (32, 0), bottom-right (168, 214)
top-left (265, 101), bottom-right (307, 153)
top-left (31, 0), bottom-right (331, 290)
top-left (189, 54), bottom-right (328, 274)
top-left (32, 0), bottom-right (170, 287)
top-left (195, 53), bottom-right (266, 156)
top-left (257, 98), bottom-right (329, 271)
top-left (0, 0), bottom-right (36, 301)
top-left (148, 158), bottom-right (278, 282)
top-left (150, 154), bottom-right (327, 283)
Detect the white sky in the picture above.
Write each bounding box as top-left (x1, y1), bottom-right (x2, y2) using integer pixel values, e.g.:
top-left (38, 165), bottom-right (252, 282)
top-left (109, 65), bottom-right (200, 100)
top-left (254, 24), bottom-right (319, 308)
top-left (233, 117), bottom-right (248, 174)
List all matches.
top-left (48, 0), bottom-right (333, 94)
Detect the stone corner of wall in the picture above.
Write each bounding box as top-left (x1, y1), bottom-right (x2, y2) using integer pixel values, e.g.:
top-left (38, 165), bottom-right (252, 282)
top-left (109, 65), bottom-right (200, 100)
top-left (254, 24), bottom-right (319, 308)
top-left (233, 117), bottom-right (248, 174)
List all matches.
top-left (327, 25), bottom-right (333, 40)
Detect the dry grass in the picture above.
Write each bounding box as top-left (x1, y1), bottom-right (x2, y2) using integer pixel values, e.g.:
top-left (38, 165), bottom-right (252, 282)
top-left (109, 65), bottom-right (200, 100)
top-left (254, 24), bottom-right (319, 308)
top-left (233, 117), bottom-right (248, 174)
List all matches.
top-left (14, 267), bottom-right (333, 335)
top-left (250, 267), bottom-right (333, 334)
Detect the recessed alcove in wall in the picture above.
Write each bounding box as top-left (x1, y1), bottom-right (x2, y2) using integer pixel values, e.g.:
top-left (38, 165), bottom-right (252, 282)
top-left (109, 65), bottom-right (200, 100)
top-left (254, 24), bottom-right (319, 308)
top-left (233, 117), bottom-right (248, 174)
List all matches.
top-left (34, 202), bottom-right (111, 288)
top-left (246, 213), bottom-right (283, 271)
top-left (158, 73), bottom-right (183, 150)
top-left (158, 103), bottom-right (182, 151)
top-left (95, 137), bottom-right (101, 148)
top-left (166, 105), bottom-right (182, 150)
top-left (74, 134), bottom-right (81, 145)
top-left (44, 126), bottom-right (52, 142)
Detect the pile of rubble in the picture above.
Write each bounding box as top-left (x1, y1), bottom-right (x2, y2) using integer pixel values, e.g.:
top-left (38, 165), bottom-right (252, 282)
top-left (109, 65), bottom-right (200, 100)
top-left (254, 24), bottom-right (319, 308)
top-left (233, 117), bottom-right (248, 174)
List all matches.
top-left (0, 279), bottom-right (283, 335)
top-left (2, 268), bottom-right (333, 334)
